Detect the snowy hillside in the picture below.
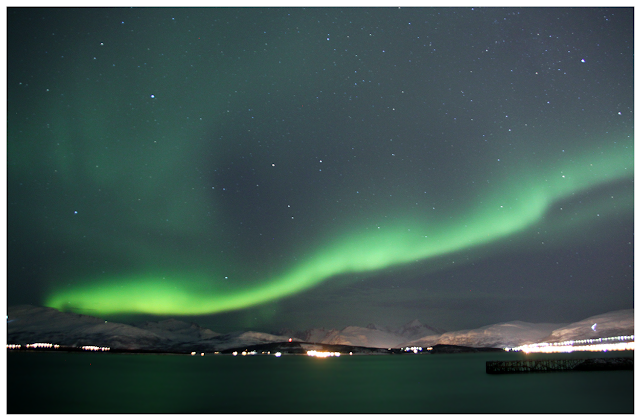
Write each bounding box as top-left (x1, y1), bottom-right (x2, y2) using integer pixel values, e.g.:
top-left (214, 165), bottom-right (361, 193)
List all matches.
top-left (540, 309), bottom-right (634, 343)
top-left (400, 310), bottom-right (634, 349)
top-left (7, 305), bottom-right (165, 350)
top-left (400, 321), bottom-right (566, 349)
top-left (298, 319), bottom-right (446, 349)
top-left (211, 331), bottom-right (299, 351)
top-left (298, 311), bottom-right (633, 349)
top-left (395, 319), bottom-right (447, 339)
top-left (7, 305), bottom-right (634, 351)
top-left (302, 326), bottom-right (407, 349)
top-left (7, 305), bottom-right (290, 352)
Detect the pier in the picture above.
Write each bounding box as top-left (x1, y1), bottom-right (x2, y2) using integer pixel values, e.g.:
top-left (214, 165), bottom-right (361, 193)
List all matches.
top-left (486, 357), bottom-right (633, 374)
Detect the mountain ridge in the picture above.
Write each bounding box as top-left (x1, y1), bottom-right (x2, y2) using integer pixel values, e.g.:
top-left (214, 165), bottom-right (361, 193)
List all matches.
top-left (7, 305), bottom-right (633, 351)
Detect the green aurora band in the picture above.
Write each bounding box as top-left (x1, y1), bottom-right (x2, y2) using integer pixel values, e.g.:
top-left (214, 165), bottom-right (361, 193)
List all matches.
top-left (45, 137), bottom-right (633, 316)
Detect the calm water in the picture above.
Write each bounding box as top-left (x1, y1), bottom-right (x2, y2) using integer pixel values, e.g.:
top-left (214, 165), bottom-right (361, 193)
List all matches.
top-left (7, 350), bottom-right (634, 413)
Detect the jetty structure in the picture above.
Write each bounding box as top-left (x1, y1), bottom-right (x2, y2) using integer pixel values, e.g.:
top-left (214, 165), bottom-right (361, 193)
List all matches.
top-left (486, 357), bottom-right (633, 374)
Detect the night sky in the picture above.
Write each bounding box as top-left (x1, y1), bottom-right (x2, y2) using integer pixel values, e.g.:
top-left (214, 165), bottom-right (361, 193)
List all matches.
top-left (7, 7), bottom-right (634, 333)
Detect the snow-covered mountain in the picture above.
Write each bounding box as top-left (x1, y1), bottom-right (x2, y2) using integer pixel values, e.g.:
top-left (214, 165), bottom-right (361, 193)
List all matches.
top-left (540, 309), bottom-right (634, 343)
top-left (400, 321), bottom-right (566, 349)
top-left (301, 326), bottom-right (407, 349)
top-left (7, 305), bottom-right (634, 351)
top-left (7, 305), bottom-right (292, 352)
top-left (7, 305), bottom-right (166, 350)
top-left (291, 319), bottom-right (447, 349)
top-left (395, 319), bottom-right (447, 340)
top-left (295, 311), bottom-right (633, 349)
top-left (400, 309), bottom-right (634, 349)
top-left (211, 331), bottom-right (298, 351)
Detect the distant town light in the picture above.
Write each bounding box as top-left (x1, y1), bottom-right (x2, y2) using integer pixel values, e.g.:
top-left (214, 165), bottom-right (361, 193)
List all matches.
top-left (505, 335), bottom-right (634, 353)
top-left (307, 350), bottom-right (341, 358)
top-left (27, 343), bottom-right (54, 349)
top-left (81, 345), bottom-right (110, 351)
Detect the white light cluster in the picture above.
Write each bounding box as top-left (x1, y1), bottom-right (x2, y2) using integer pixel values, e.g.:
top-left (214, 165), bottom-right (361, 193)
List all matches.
top-left (81, 345), bottom-right (110, 351)
top-left (307, 350), bottom-right (341, 358)
top-left (25, 343), bottom-right (60, 349)
top-left (11, 343), bottom-right (117, 351)
top-left (505, 335), bottom-right (634, 353)
top-left (274, 352), bottom-right (282, 357)
top-left (403, 346), bottom-right (423, 353)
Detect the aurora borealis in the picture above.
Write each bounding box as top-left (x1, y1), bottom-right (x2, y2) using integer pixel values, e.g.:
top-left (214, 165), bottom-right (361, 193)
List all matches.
top-left (8, 7), bottom-right (633, 332)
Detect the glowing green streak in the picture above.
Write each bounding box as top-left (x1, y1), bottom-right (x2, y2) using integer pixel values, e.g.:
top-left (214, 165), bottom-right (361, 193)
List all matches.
top-left (45, 137), bottom-right (633, 316)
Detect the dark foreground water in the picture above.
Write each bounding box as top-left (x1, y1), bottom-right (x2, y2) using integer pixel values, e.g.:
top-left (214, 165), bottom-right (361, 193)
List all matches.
top-left (7, 350), bottom-right (633, 413)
